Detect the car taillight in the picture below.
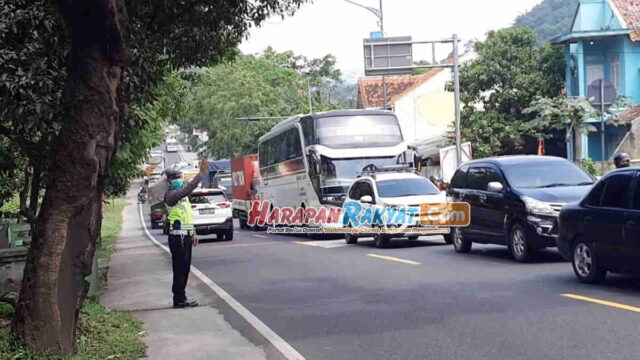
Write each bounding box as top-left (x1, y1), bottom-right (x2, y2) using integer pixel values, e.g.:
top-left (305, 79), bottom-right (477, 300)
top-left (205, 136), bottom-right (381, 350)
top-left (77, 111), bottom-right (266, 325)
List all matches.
top-left (217, 203), bottom-right (231, 208)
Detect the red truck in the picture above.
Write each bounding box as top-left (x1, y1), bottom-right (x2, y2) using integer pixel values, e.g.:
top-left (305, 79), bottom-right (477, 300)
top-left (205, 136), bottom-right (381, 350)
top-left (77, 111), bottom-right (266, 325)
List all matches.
top-left (231, 155), bottom-right (259, 229)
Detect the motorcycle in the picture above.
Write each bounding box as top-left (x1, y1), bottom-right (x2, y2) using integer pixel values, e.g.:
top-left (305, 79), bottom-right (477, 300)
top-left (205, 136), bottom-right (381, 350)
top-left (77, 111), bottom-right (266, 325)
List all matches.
top-left (138, 190), bottom-right (147, 204)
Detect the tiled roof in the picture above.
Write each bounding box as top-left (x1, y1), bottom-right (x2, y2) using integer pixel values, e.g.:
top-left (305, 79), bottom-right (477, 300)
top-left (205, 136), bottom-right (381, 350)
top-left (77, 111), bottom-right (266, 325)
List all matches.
top-left (618, 105), bottom-right (640, 123)
top-left (611, 0), bottom-right (640, 41)
top-left (357, 67), bottom-right (446, 108)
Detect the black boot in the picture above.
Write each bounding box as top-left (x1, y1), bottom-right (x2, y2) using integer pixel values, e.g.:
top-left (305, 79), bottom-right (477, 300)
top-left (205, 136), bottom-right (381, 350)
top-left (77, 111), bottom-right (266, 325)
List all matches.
top-left (173, 299), bottom-right (199, 308)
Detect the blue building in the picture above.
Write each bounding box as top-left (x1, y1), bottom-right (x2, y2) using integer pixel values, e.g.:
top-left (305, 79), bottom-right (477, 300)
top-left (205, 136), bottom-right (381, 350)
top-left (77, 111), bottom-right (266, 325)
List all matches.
top-left (552, 0), bottom-right (638, 161)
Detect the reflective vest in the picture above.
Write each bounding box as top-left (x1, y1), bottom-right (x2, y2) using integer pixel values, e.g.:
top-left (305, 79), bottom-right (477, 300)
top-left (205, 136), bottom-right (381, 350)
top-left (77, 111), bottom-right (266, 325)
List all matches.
top-left (167, 197), bottom-right (194, 231)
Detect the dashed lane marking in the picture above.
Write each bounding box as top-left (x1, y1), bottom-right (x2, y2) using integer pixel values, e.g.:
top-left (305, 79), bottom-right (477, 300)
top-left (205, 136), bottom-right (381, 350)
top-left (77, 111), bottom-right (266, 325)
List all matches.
top-left (294, 240), bottom-right (349, 249)
top-left (252, 234), bottom-right (268, 239)
top-left (366, 253), bottom-right (421, 265)
top-left (562, 294), bottom-right (640, 313)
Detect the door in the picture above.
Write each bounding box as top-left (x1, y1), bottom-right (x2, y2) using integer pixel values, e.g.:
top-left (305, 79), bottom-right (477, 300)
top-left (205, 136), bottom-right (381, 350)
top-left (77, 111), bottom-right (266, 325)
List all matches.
top-left (463, 165), bottom-right (486, 237)
top-left (586, 65), bottom-right (604, 88)
top-left (626, 172), bottom-right (640, 274)
top-left (584, 172), bottom-right (633, 270)
top-left (475, 165), bottom-right (507, 241)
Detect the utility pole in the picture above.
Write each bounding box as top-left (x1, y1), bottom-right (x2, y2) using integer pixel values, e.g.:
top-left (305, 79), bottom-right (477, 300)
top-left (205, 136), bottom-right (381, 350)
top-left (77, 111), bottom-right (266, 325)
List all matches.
top-left (452, 34), bottom-right (462, 167)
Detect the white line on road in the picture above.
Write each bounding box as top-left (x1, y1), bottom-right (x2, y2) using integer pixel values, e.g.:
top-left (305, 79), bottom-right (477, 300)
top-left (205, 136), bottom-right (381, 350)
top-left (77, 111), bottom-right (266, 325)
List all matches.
top-left (138, 203), bottom-right (306, 360)
top-left (295, 240), bottom-right (348, 249)
top-left (366, 253), bottom-right (421, 265)
top-left (252, 234), bottom-right (268, 239)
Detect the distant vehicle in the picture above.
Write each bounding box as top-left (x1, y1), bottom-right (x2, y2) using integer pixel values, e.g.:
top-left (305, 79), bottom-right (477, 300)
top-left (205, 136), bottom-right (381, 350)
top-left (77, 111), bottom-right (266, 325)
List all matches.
top-left (149, 202), bottom-right (164, 229)
top-left (166, 138), bottom-right (178, 152)
top-left (149, 150), bottom-right (163, 158)
top-left (343, 166), bottom-right (447, 248)
top-left (213, 172), bottom-right (232, 199)
top-left (231, 155), bottom-right (259, 228)
top-left (146, 155), bottom-right (165, 177)
top-left (557, 167), bottom-right (640, 283)
top-left (189, 188), bottom-right (233, 240)
top-left (257, 110), bottom-right (421, 216)
top-left (447, 156), bottom-right (595, 262)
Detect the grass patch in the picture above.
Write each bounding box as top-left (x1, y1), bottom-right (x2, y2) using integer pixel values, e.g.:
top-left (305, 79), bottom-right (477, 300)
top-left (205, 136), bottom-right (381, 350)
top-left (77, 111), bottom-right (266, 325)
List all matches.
top-left (98, 198), bottom-right (127, 264)
top-left (0, 300), bottom-right (146, 360)
top-left (0, 196), bottom-right (146, 359)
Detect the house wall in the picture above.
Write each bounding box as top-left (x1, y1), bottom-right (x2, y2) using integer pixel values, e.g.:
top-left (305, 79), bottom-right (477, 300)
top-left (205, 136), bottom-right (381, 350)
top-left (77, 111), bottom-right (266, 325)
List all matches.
top-left (393, 51), bottom-right (477, 145)
top-left (573, 0), bottom-right (623, 33)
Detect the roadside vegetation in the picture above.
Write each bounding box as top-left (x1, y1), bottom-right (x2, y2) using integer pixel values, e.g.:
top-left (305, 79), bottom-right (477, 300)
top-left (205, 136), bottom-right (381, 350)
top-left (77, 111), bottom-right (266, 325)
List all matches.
top-left (0, 197), bottom-right (146, 359)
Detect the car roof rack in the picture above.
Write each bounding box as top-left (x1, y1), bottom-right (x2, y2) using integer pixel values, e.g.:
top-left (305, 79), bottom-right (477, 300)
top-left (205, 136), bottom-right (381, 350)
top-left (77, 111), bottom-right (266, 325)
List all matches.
top-left (358, 164), bottom-right (416, 179)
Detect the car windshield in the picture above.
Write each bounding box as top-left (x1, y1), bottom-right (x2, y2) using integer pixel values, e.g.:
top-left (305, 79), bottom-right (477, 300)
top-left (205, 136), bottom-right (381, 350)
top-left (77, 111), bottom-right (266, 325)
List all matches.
top-left (316, 115), bottom-right (403, 149)
top-left (502, 161), bottom-right (594, 189)
top-left (189, 193), bottom-right (227, 204)
top-left (377, 178), bottom-right (441, 197)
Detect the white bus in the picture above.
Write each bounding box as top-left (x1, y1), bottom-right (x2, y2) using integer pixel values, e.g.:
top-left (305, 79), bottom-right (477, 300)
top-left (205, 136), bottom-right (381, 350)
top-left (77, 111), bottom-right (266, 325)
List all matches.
top-left (165, 138), bottom-right (178, 152)
top-left (256, 110), bottom-right (420, 213)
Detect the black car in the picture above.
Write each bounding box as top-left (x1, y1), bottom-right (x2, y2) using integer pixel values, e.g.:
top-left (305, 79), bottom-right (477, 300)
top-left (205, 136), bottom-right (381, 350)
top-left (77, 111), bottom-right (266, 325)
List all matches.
top-left (447, 156), bottom-right (595, 262)
top-left (557, 167), bottom-right (640, 283)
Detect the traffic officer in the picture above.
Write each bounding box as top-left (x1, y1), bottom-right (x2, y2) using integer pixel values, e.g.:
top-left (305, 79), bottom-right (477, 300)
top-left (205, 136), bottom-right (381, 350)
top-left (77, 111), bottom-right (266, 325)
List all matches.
top-left (613, 153), bottom-right (630, 169)
top-left (164, 158), bottom-right (208, 308)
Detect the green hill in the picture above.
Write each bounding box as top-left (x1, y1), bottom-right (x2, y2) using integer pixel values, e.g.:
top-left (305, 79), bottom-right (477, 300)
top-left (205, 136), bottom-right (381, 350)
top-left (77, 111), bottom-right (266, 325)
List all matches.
top-left (514, 0), bottom-right (579, 43)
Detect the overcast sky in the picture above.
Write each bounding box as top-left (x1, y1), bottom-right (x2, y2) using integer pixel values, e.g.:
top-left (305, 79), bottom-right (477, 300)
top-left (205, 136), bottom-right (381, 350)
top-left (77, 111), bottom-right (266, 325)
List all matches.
top-left (240, 0), bottom-right (543, 81)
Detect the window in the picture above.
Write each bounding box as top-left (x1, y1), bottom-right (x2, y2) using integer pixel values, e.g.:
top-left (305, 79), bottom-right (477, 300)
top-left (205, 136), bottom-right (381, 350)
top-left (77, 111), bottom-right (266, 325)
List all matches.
top-left (585, 180), bottom-right (606, 207)
top-left (600, 173), bottom-right (634, 209)
top-left (466, 167), bottom-right (487, 190)
top-left (611, 54), bottom-right (620, 91)
top-left (316, 115), bottom-right (403, 149)
top-left (189, 192), bottom-right (228, 204)
top-left (483, 167), bottom-right (503, 190)
top-left (349, 181), bottom-right (362, 199)
top-left (450, 165), bottom-right (469, 188)
top-left (376, 178), bottom-right (440, 197)
top-left (359, 182), bottom-right (374, 197)
top-left (300, 116), bottom-right (314, 147)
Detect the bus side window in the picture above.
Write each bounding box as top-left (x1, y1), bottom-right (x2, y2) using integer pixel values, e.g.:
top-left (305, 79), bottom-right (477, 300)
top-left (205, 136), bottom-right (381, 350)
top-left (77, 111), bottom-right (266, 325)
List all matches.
top-left (300, 116), bottom-right (314, 146)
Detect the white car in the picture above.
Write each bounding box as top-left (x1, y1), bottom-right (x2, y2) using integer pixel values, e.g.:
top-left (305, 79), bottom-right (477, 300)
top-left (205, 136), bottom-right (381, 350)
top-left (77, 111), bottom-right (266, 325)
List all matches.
top-left (166, 138), bottom-right (178, 152)
top-left (188, 188), bottom-right (233, 240)
top-left (343, 169), bottom-right (447, 248)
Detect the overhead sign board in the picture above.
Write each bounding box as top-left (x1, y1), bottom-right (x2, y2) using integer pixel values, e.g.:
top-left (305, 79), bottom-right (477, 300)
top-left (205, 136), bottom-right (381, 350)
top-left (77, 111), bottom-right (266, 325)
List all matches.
top-left (363, 36), bottom-right (413, 76)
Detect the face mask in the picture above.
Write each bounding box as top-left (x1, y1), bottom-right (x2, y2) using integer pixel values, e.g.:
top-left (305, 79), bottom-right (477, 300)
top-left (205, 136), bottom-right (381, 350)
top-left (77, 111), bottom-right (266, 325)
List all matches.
top-left (171, 179), bottom-right (184, 190)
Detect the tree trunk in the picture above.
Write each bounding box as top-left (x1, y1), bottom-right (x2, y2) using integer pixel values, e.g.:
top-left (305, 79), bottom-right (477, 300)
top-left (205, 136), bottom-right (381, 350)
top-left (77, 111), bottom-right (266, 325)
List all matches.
top-left (574, 127), bottom-right (583, 161)
top-left (12, 0), bottom-right (127, 355)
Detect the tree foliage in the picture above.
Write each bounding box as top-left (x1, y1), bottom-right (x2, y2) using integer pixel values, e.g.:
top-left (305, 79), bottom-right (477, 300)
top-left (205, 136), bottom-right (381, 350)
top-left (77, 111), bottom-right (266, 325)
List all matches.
top-left (454, 28), bottom-right (565, 157)
top-left (514, 0), bottom-right (579, 44)
top-left (2, 0), bottom-right (310, 355)
top-left (187, 49), bottom-right (343, 159)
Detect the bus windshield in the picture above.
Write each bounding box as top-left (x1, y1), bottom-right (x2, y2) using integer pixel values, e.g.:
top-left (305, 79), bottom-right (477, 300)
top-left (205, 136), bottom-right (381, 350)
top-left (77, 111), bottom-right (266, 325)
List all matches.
top-left (316, 115), bottom-right (403, 149)
top-left (322, 156), bottom-right (397, 184)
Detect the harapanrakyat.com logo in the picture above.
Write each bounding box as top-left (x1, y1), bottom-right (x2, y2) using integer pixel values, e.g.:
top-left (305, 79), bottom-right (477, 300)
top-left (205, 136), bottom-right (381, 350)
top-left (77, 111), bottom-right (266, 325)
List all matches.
top-left (247, 201), bottom-right (470, 234)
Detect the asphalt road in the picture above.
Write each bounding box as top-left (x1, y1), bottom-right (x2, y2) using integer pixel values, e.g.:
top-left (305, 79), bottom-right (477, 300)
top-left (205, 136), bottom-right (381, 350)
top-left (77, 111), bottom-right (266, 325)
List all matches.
top-left (150, 146), bottom-right (640, 360)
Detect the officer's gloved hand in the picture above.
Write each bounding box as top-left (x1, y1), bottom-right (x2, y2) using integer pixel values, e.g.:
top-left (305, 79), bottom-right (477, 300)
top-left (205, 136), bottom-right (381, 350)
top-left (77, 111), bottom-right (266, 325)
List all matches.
top-left (173, 220), bottom-right (181, 230)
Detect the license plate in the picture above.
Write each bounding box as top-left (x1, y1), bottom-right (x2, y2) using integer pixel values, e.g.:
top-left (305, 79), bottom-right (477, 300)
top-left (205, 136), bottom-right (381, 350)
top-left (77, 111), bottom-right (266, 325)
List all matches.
top-left (200, 209), bottom-right (215, 215)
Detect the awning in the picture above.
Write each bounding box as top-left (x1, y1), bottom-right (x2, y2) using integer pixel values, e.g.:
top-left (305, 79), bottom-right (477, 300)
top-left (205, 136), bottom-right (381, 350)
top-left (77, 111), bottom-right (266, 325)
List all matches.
top-left (551, 29), bottom-right (631, 44)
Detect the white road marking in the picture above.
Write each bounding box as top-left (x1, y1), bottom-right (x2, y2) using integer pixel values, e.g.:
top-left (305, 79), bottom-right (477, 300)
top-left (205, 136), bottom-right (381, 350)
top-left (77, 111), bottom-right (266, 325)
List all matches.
top-left (252, 234), bottom-right (268, 239)
top-left (295, 240), bottom-right (348, 249)
top-left (138, 203), bottom-right (305, 360)
top-left (366, 253), bottom-right (421, 265)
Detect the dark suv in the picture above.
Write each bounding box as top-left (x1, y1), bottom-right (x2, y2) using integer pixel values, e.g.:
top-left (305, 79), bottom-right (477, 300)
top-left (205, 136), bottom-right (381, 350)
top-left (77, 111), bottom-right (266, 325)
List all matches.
top-left (557, 168), bottom-right (640, 283)
top-left (447, 156), bottom-right (595, 262)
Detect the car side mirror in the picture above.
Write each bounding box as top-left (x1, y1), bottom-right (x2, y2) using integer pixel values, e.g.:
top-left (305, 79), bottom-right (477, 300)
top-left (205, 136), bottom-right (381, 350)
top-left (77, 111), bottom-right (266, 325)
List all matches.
top-left (487, 182), bottom-right (503, 192)
top-left (360, 195), bottom-right (373, 204)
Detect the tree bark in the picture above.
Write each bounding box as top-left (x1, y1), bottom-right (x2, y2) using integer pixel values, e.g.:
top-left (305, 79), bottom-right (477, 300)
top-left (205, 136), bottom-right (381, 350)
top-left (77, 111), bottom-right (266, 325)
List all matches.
top-left (574, 127), bottom-right (583, 161)
top-left (12, 0), bottom-right (127, 355)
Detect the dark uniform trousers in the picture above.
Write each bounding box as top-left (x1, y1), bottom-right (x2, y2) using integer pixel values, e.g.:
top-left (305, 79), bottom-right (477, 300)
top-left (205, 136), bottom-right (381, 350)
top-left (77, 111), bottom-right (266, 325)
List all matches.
top-left (168, 234), bottom-right (192, 304)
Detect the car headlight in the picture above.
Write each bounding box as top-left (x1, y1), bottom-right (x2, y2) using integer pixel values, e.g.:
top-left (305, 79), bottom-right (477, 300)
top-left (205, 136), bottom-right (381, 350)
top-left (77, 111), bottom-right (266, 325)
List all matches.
top-left (521, 196), bottom-right (555, 216)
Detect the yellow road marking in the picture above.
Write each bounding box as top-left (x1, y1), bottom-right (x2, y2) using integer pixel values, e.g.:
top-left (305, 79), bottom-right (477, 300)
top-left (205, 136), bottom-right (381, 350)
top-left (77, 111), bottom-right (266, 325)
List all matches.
top-left (562, 294), bottom-right (640, 313)
top-left (366, 254), bottom-right (421, 265)
top-left (252, 234), bottom-right (268, 239)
